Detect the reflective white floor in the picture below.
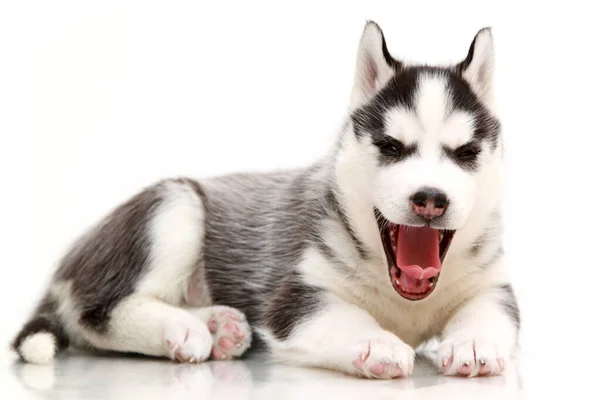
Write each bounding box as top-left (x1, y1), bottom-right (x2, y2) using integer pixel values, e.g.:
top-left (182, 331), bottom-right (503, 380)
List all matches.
top-left (1, 349), bottom-right (522, 400)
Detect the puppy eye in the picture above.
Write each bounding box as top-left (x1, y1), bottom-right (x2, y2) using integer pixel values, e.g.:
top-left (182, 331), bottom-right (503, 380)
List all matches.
top-left (454, 143), bottom-right (480, 161)
top-left (443, 141), bottom-right (481, 171)
top-left (382, 143), bottom-right (402, 154)
top-left (377, 139), bottom-right (405, 156)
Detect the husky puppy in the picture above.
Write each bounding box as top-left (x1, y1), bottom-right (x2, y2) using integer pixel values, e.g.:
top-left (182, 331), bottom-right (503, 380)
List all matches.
top-left (13, 21), bottom-right (519, 379)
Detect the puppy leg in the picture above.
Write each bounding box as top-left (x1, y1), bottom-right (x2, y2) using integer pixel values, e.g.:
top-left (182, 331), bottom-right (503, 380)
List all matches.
top-left (83, 297), bottom-right (213, 363)
top-left (436, 284), bottom-right (520, 377)
top-left (262, 292), bottom-right (415, 379)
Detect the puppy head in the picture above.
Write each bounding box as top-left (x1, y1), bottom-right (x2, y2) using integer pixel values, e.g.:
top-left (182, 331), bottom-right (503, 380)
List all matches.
top-left (346, 22), bottom-right (501, 231)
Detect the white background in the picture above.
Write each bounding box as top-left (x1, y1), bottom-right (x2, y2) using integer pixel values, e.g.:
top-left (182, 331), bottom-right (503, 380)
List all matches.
top-left (1, 0), bottom-right (599, 397)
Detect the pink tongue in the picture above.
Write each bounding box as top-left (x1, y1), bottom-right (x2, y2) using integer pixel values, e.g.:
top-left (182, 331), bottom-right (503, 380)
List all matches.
top-left (396, 226), bottom-right (441, 291)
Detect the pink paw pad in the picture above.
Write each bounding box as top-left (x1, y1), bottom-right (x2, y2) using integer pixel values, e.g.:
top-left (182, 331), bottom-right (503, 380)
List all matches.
top-left (211, 347), bottom-right (227, 360)
top-left (207, 307), bottom-right (251, 361)
top-left (370, 362), bottom-right (404, 378)
top-left (208, 318), bottom-right (217, 333)
top-left (457, 361), bottom-right (472, 376)
top-left (218, 337), bottom-right (235, 350)
top-left (478, 359), bottom-right (491, 375)
top-left (352, 350), bottom-right (370, 369)
top-left (351, 344), bottom-right (409, 379)
top-left (438, 340), bottom-right (506, 377)
top-left (369, 363), bottom-right (385, 376)
top-left (224, 322), bottom-right (244, 339)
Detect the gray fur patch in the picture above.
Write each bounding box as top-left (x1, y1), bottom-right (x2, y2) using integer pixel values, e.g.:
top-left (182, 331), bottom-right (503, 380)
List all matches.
top-left (498, 284), bottom-right (520, 331)
top-left (202, 165), bottom-right (323, 321)
top-left (314, 238), bottom-right (339, 266)
top-left (265, 271), bottom-right (323, 340)
top-left (54, 181), bottom-right (165, 332)
top-left (200, 162), bottom-right (361, 333)
top-left (469, 235), bottom-right (486, 257)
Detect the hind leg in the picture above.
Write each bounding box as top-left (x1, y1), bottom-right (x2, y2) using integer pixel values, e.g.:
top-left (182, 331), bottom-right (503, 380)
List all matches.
top-left (81, 299), bottom-right (252, 363)
top-left (190, 306), bottom-right (252, 360)
top-left (83, 297), bottom-right (214, 363)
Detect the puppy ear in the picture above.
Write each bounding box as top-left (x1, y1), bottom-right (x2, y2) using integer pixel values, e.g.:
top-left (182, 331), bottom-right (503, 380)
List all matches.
top-left (350, 21), bottom-right (399, 111)
top-left (457, 28), bottom-right (496, 109)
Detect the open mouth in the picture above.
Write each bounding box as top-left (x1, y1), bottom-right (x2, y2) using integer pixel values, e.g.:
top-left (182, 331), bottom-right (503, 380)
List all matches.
top-left (377, 213), bottom-right (455, 301)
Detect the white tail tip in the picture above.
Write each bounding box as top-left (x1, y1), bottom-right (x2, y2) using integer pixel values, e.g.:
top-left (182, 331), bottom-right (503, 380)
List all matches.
top-left (19, 332), bottom-right (56, 364)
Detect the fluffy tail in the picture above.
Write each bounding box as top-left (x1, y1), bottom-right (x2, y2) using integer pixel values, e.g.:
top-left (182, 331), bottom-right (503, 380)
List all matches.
top-left (12, 300), bottom-right (70, 364)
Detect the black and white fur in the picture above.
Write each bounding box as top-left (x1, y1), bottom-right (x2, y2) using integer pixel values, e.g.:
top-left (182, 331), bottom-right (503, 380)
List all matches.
top-left (13, 22), bottom-right (519, 379)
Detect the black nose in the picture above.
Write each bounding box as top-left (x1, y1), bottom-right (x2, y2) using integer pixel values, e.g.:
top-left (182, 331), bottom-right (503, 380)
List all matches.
top-left (410, 188), bottom-right (449, 219)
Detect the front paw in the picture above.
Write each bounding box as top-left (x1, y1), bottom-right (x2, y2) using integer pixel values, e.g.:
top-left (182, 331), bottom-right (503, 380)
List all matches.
top-left (437, 336), bottom-right (508, 377)
top-left (351, 331), bottom-right (415, 379)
